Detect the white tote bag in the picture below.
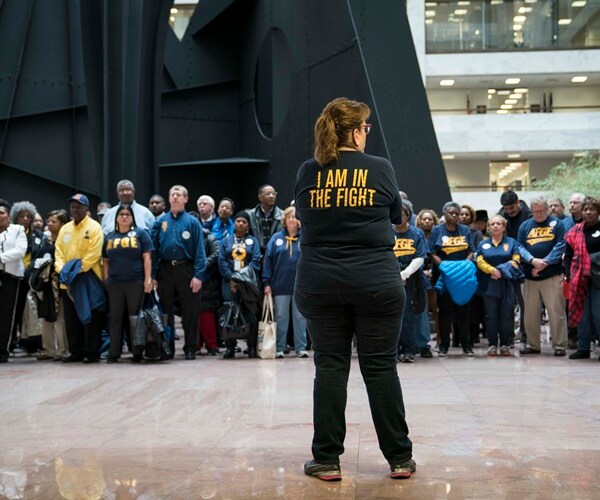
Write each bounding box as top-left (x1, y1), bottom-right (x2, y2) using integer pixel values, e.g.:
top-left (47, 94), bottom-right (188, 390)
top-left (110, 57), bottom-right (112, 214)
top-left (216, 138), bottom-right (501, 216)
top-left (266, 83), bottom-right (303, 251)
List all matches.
top-left (258, 295), bottom-right (277, 359)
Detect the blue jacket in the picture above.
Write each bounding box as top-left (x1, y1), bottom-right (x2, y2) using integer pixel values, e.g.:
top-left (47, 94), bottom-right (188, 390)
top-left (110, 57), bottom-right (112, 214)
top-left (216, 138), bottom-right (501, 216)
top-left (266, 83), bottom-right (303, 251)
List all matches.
top-left (59, 259), bottom-right (106, 324)
top-left (218, 234), bottom-right (261, 281)
top-left (262, 229), bottom-right (301, 295)
top-left (434, 260), bottom-right (477, 306)
top-left (484, 261), bottom-right (524, 307)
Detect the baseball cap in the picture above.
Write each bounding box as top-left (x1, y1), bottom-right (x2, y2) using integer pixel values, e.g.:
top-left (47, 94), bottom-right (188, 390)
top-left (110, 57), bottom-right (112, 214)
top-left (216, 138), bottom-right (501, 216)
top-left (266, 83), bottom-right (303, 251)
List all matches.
top-left (69, 193), bottom-right (90, 207)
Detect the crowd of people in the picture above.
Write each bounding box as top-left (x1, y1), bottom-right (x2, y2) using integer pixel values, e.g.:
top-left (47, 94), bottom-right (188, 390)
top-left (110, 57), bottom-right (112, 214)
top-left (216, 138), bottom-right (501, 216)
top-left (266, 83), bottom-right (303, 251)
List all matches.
top-left (0, 180), bottom-right (309, 364)
top-left (0, 181), bottom-right (598, 365)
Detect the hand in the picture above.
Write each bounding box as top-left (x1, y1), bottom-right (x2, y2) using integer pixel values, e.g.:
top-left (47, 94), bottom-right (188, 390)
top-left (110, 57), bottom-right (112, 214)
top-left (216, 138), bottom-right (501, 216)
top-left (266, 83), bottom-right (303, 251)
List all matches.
top-left (144, 279), bottom-right (153, 293)
top-left (230, 281), bottom-right (238, 294)
top-left (152, 279), bottom-right (158, 289)
top-left (424, 270), bottom-right (432, 279)
top-left (190, 277), bottom-right (202, 293)
top-left (491, 269), bottom-right (502, 280)
top-left (264, 285), bottom-right (272, 296)
top-left (532, 268), bottom-right (540, 277)
top-left (531, 258), bottom-right (547, 271)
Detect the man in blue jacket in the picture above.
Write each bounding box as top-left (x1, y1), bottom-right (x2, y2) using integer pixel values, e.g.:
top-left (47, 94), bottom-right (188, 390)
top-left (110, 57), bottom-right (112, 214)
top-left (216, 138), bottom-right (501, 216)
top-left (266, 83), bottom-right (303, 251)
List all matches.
top-left (151, 185), bottom-right (206, 360)
top-left (517, 197), bottom-right (567, 356)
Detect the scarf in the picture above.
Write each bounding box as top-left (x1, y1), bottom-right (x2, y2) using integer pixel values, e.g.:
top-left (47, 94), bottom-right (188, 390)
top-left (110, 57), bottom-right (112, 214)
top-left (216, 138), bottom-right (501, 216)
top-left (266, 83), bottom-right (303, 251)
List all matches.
top-left (565, 222), bottom-right (591, 328)
top-left (285, 235), bottom-right (297, 257)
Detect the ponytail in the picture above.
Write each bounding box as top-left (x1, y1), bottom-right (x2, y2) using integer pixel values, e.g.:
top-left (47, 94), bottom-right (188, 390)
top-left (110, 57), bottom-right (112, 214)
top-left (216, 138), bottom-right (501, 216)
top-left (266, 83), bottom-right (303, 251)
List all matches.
top-left (313, 97), bottom-right (370, 167)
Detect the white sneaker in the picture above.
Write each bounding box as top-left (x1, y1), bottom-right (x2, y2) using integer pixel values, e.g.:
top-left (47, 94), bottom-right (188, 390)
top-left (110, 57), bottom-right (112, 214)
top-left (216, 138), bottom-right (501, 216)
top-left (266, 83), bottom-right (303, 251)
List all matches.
top-left (276, 352), bottom-right (285, 358)
top-left (297, 351), bottom-right (309, 358)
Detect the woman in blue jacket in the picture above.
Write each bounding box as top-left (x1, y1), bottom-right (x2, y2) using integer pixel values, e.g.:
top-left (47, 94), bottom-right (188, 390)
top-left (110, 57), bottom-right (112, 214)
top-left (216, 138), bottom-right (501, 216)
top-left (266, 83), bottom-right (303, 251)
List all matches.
top-left (476, 214), bottom-right (521, 357)
top-left (218, 211), bottom-right (261, 358)
top-left (263, 206), bottom-right (308, 358)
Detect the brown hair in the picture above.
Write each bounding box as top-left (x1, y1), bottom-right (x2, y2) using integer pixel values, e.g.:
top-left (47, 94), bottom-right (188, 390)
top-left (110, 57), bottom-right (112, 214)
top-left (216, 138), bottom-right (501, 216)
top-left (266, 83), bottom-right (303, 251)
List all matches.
top-left (460, 204), bottom-right (476, 224)
top-left (280, 206), bottom-right (296, 227)
top-left (313, 97), bottom-right (370, 166)
top-left (47, 209), bottom-right (70, 225)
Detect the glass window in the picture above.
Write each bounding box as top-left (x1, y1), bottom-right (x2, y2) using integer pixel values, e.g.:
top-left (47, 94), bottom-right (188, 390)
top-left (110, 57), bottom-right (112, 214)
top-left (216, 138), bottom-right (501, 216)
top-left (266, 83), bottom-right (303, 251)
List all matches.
top-left (425, 0), bottom-right (600, 53)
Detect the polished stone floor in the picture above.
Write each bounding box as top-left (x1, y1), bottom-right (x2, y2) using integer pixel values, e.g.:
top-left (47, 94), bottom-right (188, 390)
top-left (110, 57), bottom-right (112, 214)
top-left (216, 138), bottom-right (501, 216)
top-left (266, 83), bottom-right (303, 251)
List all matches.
top-left (1, 337), bottom-right (599, 499)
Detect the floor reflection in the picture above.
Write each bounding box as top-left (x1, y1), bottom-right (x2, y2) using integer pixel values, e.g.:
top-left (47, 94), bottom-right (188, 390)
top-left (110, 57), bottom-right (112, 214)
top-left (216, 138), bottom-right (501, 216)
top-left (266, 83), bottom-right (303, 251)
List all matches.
top-left (1, 339), bottom-right (599, 499)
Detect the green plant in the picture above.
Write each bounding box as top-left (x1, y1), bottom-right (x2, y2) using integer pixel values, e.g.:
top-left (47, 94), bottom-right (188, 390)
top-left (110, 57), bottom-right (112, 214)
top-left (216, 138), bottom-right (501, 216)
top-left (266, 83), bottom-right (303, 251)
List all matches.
top-left (533, 153), bottom-right (600, 202)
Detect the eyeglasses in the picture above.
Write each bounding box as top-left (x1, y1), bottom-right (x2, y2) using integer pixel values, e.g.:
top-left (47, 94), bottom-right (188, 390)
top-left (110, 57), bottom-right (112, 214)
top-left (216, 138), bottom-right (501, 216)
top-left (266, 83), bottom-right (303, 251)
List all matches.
top-left (359, 124), bottom-right (372, 135)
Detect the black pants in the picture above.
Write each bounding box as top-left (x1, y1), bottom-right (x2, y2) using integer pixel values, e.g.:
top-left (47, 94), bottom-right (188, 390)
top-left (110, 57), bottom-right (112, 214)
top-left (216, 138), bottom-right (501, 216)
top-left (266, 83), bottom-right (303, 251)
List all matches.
top-left (158, 261), bottom-right (200, 353)
top-left (62, 290), bottom-right (105, 360)
top-left (438, 292), bottom-right (470, 350)
top-left (0, 273), bottom-right (21, 361)
top-left (106, 281), bottom-right (145, 358)
top-left (295, 286), bottom-right (412, 466)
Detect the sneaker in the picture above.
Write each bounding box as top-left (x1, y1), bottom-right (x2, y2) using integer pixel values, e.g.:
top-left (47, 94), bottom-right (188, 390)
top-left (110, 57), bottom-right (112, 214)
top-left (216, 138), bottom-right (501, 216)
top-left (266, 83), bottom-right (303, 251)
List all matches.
top-left (390, 458), bottom-right (416, 479)
top-left (276, 352), bottom-right (285, 359)
top-left (520, 347), bottom-right (541, 355)
top-left (402, 354), bottom-right (415, 363)
top-left (568, 349), bottom-right (590, 360)
top-left (463, 348), bottom-right (474, 357)
top-left (420, 348), bottom-right (433, 358)
top-left (297, 351), bottom-right (309, 358)
top-left (500, 346), bottom-right (511, 357)
top-left (487, 346), bottom-right (497, 357)
top-left (304, 460), bottom-right (341, 481)
top-left (554, 349), bottom-right (566, 357)
top-left (438, 347), bottom-right (448, 357)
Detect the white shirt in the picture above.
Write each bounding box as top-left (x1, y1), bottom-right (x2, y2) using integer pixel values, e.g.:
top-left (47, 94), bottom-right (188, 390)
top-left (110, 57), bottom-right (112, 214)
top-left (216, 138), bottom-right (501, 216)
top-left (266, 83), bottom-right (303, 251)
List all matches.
top-left (101, 200), bottom-right (155, 235)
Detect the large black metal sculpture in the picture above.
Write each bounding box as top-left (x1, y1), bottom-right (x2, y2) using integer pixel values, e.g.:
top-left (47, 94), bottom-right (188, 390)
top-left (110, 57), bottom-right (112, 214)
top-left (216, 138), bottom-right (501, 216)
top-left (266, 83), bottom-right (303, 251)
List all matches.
top-left (0, 0), bottom-right (449, 214)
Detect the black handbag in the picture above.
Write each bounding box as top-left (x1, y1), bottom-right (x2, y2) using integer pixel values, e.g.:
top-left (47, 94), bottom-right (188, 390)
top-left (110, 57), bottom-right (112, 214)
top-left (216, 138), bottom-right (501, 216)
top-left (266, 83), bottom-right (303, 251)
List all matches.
top-left (408, 273), bottom-right (427, 314)
top-left (130, 292), bottom-right (171, 359)
top-left (218, 300), bottom-right (252, 341)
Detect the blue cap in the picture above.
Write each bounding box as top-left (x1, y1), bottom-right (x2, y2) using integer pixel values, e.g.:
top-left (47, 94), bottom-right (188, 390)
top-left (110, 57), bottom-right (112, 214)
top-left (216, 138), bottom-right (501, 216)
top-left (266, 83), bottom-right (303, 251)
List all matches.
top-left (69, 193), bottom-right (90, 207)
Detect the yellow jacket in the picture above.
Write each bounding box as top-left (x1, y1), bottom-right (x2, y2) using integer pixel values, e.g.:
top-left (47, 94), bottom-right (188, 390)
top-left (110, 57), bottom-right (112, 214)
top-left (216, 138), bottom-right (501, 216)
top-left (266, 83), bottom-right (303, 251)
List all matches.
top-left (55, 216), bottom-right (104, 283)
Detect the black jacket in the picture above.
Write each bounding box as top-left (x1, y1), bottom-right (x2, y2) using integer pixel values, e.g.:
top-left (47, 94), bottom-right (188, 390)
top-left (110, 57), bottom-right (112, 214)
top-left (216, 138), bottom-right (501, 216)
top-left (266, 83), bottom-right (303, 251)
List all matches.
top-left (246, 204), bottom-right (284, 251)
top-left (200, 228), bottom-right (221, 311)
top-left (499, 200), bottom-right (532, 240)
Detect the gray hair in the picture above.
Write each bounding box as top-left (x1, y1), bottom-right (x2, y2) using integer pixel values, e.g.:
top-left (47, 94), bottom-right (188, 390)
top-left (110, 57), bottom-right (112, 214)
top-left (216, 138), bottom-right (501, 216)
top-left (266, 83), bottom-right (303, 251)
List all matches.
top-left (442, 201), bottom-right (460, 214)
top-left (117, 179), bottom-right (135, 191)
top-left (197, 195), bottom-right (215, 207)
top-left (10, 201), bottom-right (37, 222)
top-left (529, 196), bottom-right (548, 209)
top-left (570, 192), bottom-right (586, 203)
top-left (169, 185), bottom-right (188, 197)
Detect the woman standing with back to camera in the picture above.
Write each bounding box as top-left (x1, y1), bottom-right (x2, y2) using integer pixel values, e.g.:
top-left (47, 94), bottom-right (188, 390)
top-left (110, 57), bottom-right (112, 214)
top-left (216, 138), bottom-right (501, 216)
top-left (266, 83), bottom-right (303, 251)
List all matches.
top-left (294, 97), bottom-right (415, 481)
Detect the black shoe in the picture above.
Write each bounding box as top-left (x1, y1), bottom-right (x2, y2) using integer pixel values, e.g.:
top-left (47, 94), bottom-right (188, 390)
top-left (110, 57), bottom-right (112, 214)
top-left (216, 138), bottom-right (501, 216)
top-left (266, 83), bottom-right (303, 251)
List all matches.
top-left (520, 347), bottom-right (541, 355)
top-left (107, 356), bottom-right (119, 364)
top-left (463, 348), bottom-right (474, 357)
top-left (438, 347), bottom-right (448, 357)
top-left (568, 349), bottom-right (590, 359)
top-left (62, 355), bottom-right (83, 363)
top-left (304, 460), bottom-right (341, 481)
top-left (402, 354), bottom-right (415, 363)
top-left (420, 348), bottom-right (433, 358)
top-left (223, 347), bottom-right (236, 359)
top-left (554, 349), bottom-right (566, 357)
top-left (131, 354), bottom-right (143, 363)
top-left (83, 357), bottom-right (100, 364)
top-left (185, 351), bottom-right (196, 360)
top-left (390, 458), bottom-right (416, 479)
top-left (208, 348), bottom-right (219, 356)
top-left (247, 346), bottom-right (257, 358)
